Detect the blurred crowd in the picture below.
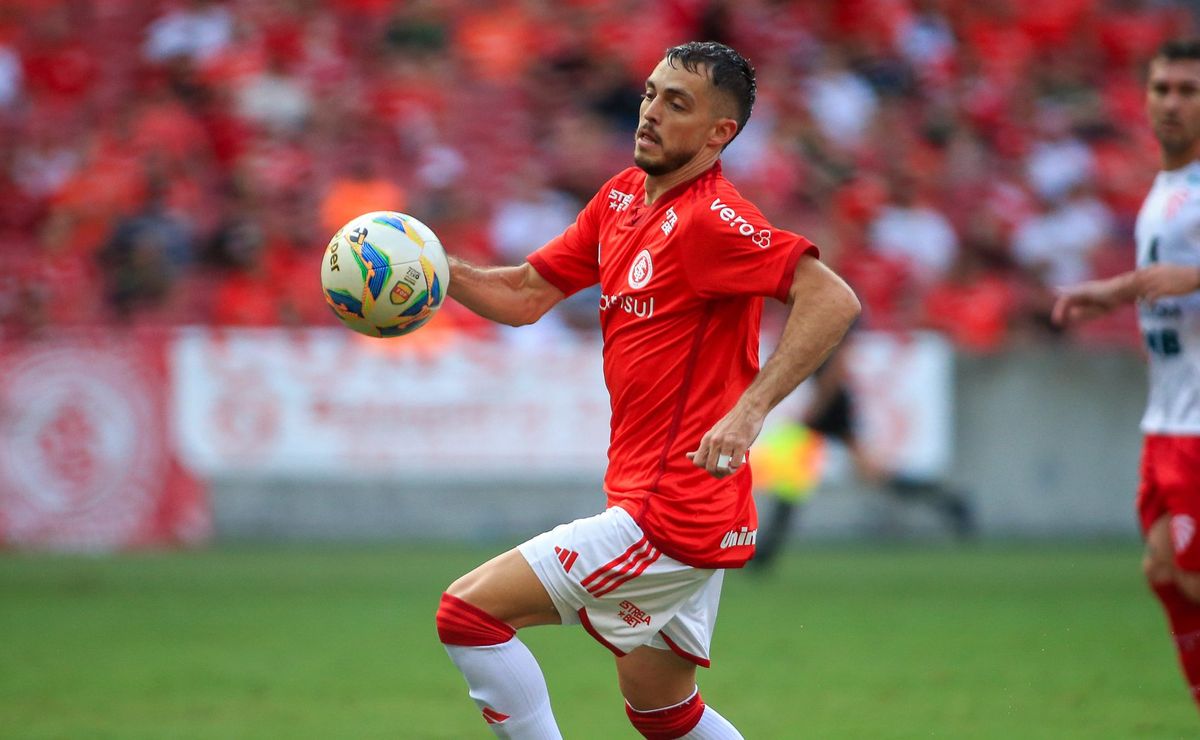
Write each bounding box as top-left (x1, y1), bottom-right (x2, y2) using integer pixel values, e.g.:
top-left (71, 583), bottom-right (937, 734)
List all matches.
top-left (1, 0), bottom-right (1198, 350)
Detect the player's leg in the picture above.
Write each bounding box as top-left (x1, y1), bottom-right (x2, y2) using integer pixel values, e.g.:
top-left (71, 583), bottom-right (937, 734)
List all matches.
top-left (617, 646), bottom-right (742, 739)
top-left (445, 548), bottom-right (562, 628)
top-left (1145, 516), bottom-right (1200, 708)
top-left (437, 549), bottom-right (564, 738)
top-left (1140, 434), bottom-right (1200, 709)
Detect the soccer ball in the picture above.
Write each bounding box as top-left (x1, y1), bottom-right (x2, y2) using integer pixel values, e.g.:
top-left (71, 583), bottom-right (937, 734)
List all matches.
top-left (320, 211), bottom-right (450, 337)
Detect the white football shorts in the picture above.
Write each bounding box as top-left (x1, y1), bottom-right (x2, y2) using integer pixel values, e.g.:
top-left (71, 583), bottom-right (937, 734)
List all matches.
top-left (518, 506), bottom-right (724, 667)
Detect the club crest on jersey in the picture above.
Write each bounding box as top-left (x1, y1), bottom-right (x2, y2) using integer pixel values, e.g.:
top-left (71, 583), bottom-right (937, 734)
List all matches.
top-left (1166, 189), bottom-right (1190, 221)
top-left (628, 249), bottom-right (654, 289)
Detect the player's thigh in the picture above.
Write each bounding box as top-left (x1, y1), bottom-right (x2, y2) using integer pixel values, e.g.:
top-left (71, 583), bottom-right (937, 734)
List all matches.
top-left (446, 548), bottom-right (561, 629)
top-left (615, 644), bottom-right (698, 711)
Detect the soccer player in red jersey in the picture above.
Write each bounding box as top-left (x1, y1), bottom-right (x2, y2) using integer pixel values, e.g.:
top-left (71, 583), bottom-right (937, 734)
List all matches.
top-left (1055, 39), bottom-right (1200, 711)
top-left (435, 42), bottom-right (860, 738)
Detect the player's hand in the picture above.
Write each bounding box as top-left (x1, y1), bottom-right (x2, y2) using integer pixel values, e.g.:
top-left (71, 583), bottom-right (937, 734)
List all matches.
top-left (1051, 284), bottom-right (1116, 327)
top-left (686, 405), bottom-right (764, 479)
top-left (1135, 264), bottom-right (1200, 303)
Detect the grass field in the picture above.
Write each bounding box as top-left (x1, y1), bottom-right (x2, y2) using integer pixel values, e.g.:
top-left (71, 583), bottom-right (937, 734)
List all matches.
top-left (0, 542), bottom-right (1195, 739)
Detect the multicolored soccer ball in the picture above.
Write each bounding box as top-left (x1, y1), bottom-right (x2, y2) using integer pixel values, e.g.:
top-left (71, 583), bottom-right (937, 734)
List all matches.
top-left (320, 211), bottom-right (450, 337)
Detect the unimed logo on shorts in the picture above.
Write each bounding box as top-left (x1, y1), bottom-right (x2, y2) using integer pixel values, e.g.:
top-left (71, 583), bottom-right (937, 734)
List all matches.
top-left (719, 526), bottom-right (757, 548)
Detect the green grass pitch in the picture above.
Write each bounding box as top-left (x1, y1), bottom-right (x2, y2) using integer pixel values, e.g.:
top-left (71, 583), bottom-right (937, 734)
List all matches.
top-left (1, 543), bottom-right (1195, 738)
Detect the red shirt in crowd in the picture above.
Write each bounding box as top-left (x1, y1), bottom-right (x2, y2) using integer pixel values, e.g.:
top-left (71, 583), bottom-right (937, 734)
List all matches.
top-left (528, 162), bottom-right (817, 568)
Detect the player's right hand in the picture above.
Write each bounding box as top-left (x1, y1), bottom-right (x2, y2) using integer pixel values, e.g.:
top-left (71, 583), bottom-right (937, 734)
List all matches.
top-left (1051, 286), bottom-right (1115, 327)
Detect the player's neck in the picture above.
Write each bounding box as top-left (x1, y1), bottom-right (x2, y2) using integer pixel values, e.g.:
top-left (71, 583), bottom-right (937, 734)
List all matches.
top-left (644, 153), bottom-right (719, 204)
top-left (1160, 143), bottom-right (1200, 171)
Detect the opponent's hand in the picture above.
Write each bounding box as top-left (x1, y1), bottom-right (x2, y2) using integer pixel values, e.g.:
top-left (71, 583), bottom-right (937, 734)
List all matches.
top-left (686, 404), bottom-right (764, 479)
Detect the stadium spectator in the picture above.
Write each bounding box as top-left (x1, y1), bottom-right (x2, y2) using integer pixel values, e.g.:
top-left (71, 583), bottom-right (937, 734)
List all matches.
top-left (1053, 38), bottom-right (1200, 713)
top-left (436, 41), bottom-right (859, 738)
top-left (0, 41), bottom-right (21, 109)
top-left (142, 0), bottom-right (233, 65)
top-left (97, 175), bottom-right (195, 320)
top-left (488, 164), bottom-right (580, 266)
top-left (1012, 182), bottom-right (1117, 288)
top-left (318, 144), bottom-right (406, 237)
top-left (867, 169), bottom-right (959, 285)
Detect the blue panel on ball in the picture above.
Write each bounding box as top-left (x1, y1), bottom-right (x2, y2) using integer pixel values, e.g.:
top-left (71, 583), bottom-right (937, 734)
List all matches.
top-left (326, 289), bottom-right (364, 318)
top-left (399, 292), bottom-right (429, 317)
top-left (372, 213), bottom-right (408, 234)
top-left (378, 314), bottom-right (432, 337)
top-left (360, 240), bottom-right (392, 300)
top-left (428, 272), bottom-right (442, 305)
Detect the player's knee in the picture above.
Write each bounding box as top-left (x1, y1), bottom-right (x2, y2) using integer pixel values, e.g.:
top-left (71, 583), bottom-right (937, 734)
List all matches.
top-left (1177, 571), bottom-right (1200, 604)
top-left (1143, 551), bottom-right (1175, 585)
top-left (625, 689), bottom-right (705, 739)
top-left (435, 591), bottom-right (515, 647)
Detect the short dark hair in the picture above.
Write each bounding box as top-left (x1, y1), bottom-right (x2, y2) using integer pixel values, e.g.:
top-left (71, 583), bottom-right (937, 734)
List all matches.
top-left (664, 41), bottom-right (756, 143)
top-left (1157, 39), bottom-right (1200, 62)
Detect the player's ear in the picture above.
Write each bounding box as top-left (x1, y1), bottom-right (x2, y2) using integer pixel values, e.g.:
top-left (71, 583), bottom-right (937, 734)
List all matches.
top-left (709, 117), bottom-right (738, 149)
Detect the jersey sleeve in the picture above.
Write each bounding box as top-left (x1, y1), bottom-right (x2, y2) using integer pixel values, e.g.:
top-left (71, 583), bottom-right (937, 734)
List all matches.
top-left (681, 189), bottom-right (818, 302)
top-left (526, 185), bottom-right (605, 297)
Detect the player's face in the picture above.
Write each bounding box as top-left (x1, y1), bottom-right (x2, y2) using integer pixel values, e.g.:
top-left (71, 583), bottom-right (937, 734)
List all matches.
top-left (1146, 58), bottom-right (1200, 160)
top-left (635, 58), bottom-right (732, 176)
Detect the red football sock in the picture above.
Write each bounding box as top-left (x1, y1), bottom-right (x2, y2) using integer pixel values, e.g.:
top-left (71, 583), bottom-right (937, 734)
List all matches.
top-left (1151, 581), bottom-right (1200, 708)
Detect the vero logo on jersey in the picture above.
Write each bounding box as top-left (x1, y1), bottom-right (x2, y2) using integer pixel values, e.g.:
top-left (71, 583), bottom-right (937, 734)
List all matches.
top-left (710, 197), bottom-right (771, 248)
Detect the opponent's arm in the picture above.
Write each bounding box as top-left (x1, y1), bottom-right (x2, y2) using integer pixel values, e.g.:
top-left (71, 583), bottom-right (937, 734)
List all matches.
top-left (448, 256), bottom-right (566, 327)
top-left (688, 256), bottom-right (861, 478)
top-left (1052, 264), bottom-right (1200, 327)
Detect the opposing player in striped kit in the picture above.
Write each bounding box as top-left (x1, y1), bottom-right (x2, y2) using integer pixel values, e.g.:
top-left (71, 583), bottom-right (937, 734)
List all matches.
top-left (436, 42), bottom-right (859, 738)
top-left (1054, 39), bottom-right (1200, 711)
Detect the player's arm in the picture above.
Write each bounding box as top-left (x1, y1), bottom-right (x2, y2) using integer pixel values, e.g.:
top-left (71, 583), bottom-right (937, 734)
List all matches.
top-left (689, 256), bottom-right (861, 478)
top-left (447, 256), bottom-right (566, 327)
top-left (1052, 264), bottom-right (1200, 327)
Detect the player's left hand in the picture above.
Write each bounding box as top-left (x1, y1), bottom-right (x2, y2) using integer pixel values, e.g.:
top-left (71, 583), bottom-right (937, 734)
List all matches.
top-left (687, 405), bottom-right (764, 479)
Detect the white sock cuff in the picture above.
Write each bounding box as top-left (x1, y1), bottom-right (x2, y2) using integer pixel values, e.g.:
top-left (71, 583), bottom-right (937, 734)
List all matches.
top-left (626, 685), bottom-right (700, 714)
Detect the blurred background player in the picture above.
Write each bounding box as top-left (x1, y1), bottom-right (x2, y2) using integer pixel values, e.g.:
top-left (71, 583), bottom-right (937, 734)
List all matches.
top-left (750, 340), bottom-right (974, 570)
top-left (1054, 38), bottom-right (1200, 711)
top-left (434, 42), bottom-right (859, 739)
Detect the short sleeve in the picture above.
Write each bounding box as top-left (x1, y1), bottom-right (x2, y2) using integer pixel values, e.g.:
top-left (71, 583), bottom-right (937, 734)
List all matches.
top-left (681, 190), bottom-right (818, 302)
top-left (526, 187), bottom-right (604, 297)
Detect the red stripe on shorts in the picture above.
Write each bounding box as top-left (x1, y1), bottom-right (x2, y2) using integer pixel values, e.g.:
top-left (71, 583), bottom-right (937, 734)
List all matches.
top-left (591, 548), bottom-right (661, 598)
top-left (581, 536), bottom-right (649, 588)
top-left (585, 540), bottom-right (655, 596)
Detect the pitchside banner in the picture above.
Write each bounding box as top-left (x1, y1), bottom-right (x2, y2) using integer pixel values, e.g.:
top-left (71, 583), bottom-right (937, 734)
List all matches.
top-left (0, 331), bottom-right (210, 550)
top-left (169, 328), bottom-right (614, 477)
top-left (170, 329), bottom-right (952, 481)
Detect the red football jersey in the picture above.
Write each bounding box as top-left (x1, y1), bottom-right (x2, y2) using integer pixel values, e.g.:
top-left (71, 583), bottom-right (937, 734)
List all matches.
top-left (528, 163), bottom-right (818, 568)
